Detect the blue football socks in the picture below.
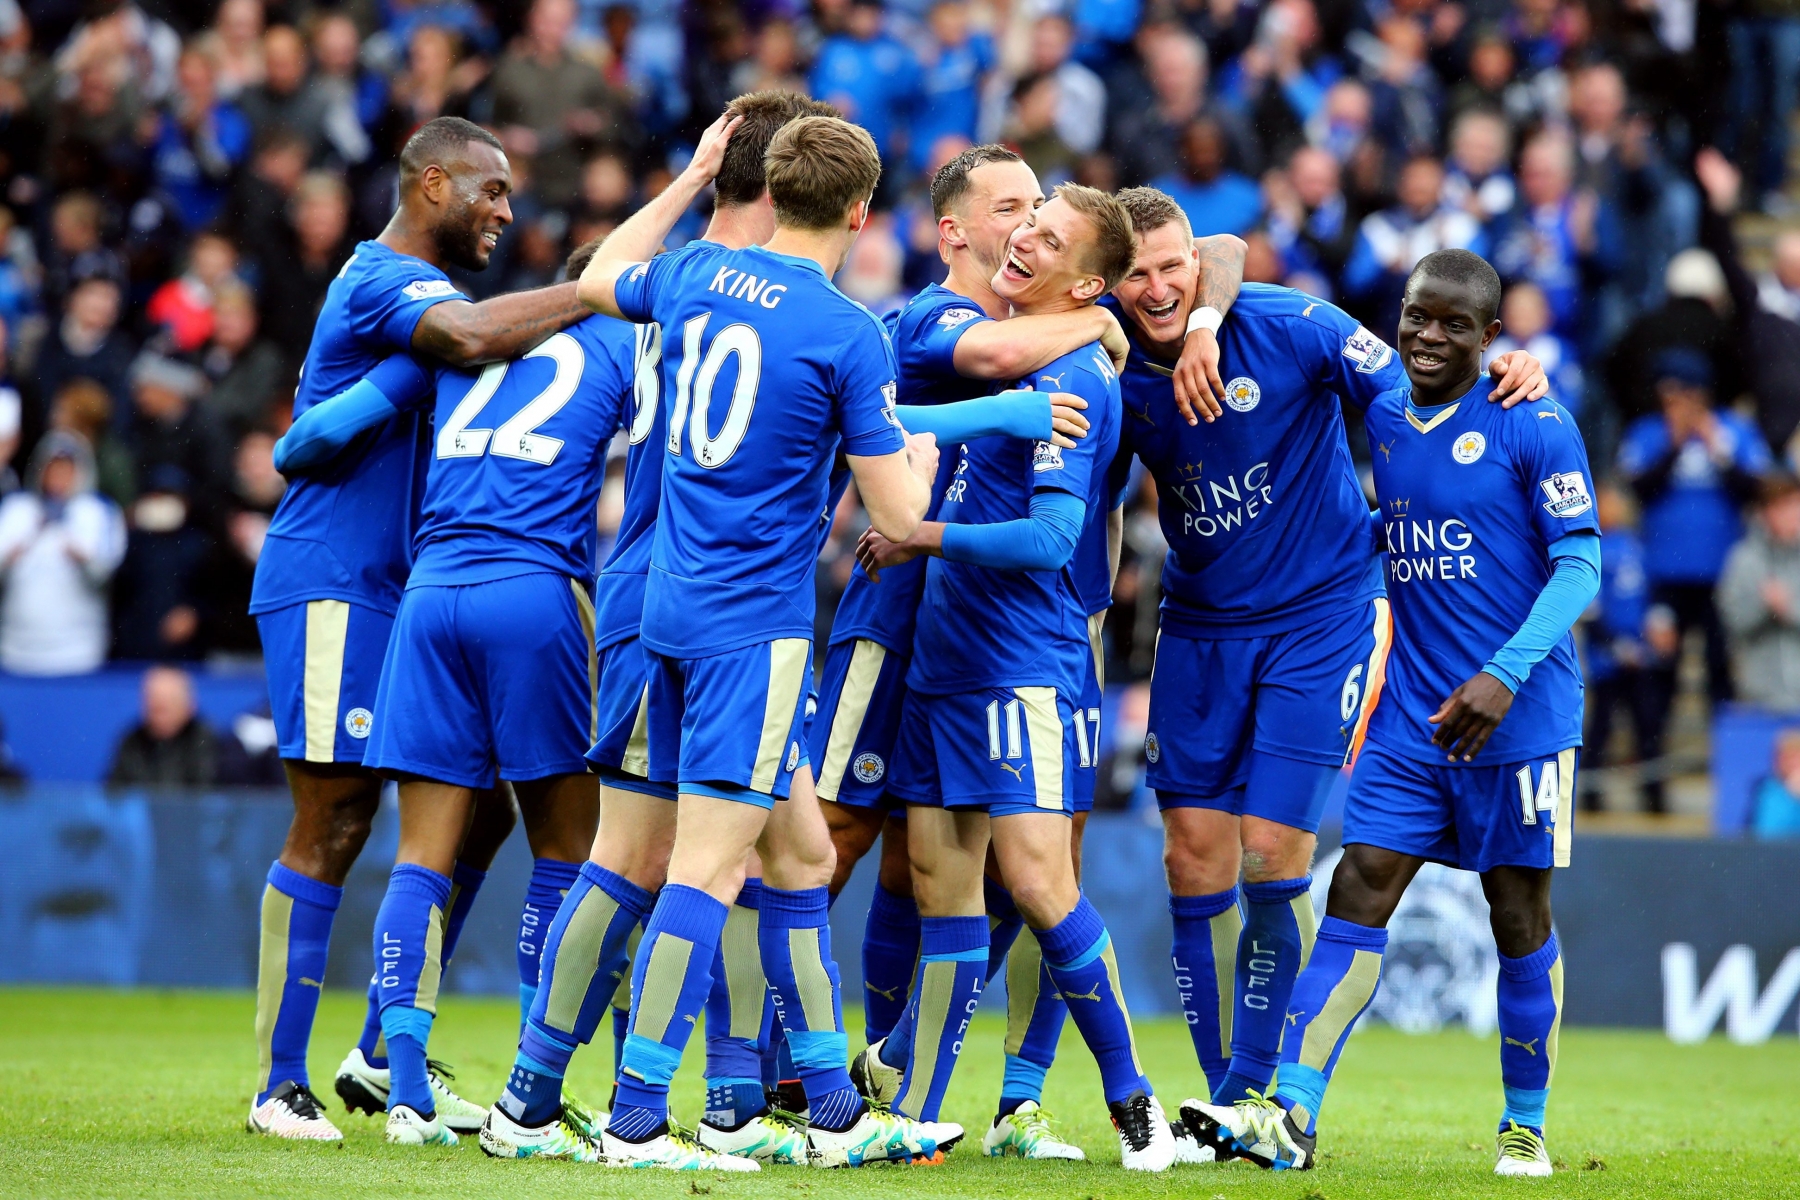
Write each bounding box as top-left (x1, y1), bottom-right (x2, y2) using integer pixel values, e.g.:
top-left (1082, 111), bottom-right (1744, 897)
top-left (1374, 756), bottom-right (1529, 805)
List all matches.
top-left (998, 926), bottom-right (1067, 1115)
top-left (1037, 896), bottom-right (1149, 1105)
top-left (1218, 875), bottom-right (1315, 1102)
top-left (1274, 916), bottom-right (1388, 1135)
top-left (353, 859), bottom-right (486, 1072)
top-left (254, 863), bottom-right (342, 1105)
top-left (518, 858), bottom-right (581, 1027)
top-left (861, 883), bottom-right (919, 1043)
top-left (985, 877), bottom-right (1026, 981)
top-left (760, 885), bottom-right (863, 1131)
top-left (611, 884), bottom-right (729, 1139)
top-left (704, 879), bottom-right (769, 1129)
top-left (1169, 887), bottom-right (1241, 1097)
top-left (893, 915), bottom-right (987, 1121)
top-left (1497, 932), bottom-right (1562, 1134)
top-left (501, 862), bottom-right (652, 1129)
top-left (371, 863), bottom-right (453, 1116)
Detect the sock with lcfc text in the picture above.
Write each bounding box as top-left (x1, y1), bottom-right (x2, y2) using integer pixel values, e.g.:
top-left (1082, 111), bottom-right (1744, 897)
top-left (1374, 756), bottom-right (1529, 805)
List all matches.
top-left (610, 885), bottom-right (729, 1140)
top-left (1496, 932), bottom-right (1562, 1133)
top-left (355, 860), bottom-right (487, 1071)
top-left (371, 864), bottom-right (453, 1115)
top-left (999, 927), bottom-right (1067, 1114)
top-left (254, 863), bottom-right (342, 1104)
top-left (705, 879), bottom-right (769, 1129)
top-left (502, 862), bottom-right (651, 1128)
top-left (1273, 916), bottom-right (1388, 1135)
top-left (861, 883), bottom-right (920, 1043)
top-left (892, 915), bottom-right (986, 1122)
top-left (1170, 887), bottom-right (1241, 1097)
top-left (1037, 896), bottom-right (1148, 1105)
top-left (517, 858), bottom-right (581, 1028)
top-left (760, 885), bottom-right (863, 1131)
top-left (1218, 875), bottom-right (1315, 1103)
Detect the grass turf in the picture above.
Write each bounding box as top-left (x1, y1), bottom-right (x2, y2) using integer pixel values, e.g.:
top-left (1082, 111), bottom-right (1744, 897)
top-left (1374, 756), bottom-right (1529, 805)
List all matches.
top-left (0, 987), bottom-right (1793, 1198)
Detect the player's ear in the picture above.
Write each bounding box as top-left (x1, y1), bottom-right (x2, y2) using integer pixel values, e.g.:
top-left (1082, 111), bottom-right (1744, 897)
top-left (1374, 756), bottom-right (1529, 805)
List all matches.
top-left (1481, 318), bottom-right (1502, 349)
top-left (419, 163), bottom-right (447, 205)
top-left (1071, 273), bottom-right (1105, 303)
top-left (938, 212), bottom-right (966, 250)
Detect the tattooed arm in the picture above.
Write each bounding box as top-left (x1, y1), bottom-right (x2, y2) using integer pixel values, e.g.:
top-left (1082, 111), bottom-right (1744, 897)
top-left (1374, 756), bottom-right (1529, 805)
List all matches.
top-left (410, 284), bottom-right (588, 367)
top-left (1172, 234), bottom-right (1248, 425)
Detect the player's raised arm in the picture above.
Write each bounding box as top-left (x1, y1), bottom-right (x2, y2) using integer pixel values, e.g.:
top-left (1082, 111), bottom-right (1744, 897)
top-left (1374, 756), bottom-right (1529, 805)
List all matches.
top-left (896, 390), bottom-right (1091, 448)
top-left (1169, 233), bottom-right (1248, 420)
top-left (577, 110), bottom-right (743, 317)
top-left (273, 355), bottom-right (435, 475)
top-left (951, 306), bottom-right (1127, 379)
top-left (410, 284), bottom-right (590, 368)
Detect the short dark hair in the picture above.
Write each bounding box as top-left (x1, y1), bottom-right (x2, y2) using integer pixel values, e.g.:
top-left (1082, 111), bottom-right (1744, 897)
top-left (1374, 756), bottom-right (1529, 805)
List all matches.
top-left (1406, 248), bottom-right (1502, 325)
top-left (929, 144), bottom-right (1023, 218)
top-left (1115, 186), bottom-right (1192, 239)
top-left (400, 116), bottom-right (504, 183)
top-left (765, 116), bottom-right (883, 231)
top-left (1761, 473), bottom-right (1800, 507)
top-left (1054, 183), bottom-right (1138, 292)
top-left (715, 91), bottom-right (841, 207)
top-left (565, 237), bottom-right (601, 281)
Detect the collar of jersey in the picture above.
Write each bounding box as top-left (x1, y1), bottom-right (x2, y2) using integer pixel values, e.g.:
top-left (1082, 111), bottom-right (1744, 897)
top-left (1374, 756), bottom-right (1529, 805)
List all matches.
top-left (744, 244), bottom-right (827, 277)
top-left (1404, 379), bottom-right (1483, 434)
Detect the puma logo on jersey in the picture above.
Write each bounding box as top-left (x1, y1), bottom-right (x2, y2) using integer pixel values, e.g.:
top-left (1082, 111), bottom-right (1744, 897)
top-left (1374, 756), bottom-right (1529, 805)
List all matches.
top-left (1060, 983), bottom-right (1102, 1002)
top-left (865, 982), bottom-right (899, 1002)
top-left (1504, 1036), bottom-right (1539, 1056)
top-left (1037, 370), bottom-right (1067, 390)
top-left (1376, 440), bottom-right (1393, 461)
top-left (999, 762), bottom-right (1026, 780)
top-left (1302, 302), bottom-right (1319, 318)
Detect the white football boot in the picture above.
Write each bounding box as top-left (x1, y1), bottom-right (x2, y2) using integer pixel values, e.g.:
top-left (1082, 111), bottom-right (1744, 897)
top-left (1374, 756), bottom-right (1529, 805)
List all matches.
top-left (334, 1047), bottom-right (488, 1134)
top-left (981, 1101), bottom-right (1085, 1160)
top-left (246, 1081), bottom-right (343, 1141)
top-left (478, 1104), bottom-right (602, 1162)
top-left (385, 1103), bottom-right (458, 1146)
top-left (1494, 1121), bottom-right (1553, 1177)
top-left (1108, 1091), bottom-right (1176, 1171)
top-left (600, 1124), bottom-right (760, 1171)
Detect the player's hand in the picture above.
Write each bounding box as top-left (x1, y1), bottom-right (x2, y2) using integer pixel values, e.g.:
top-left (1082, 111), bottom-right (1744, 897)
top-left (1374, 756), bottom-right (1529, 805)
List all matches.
top-left (1173, 328), bottom-right (1225, 425)
top-left (856, 527), bottom-right (924, 582)
top-left (904, 430), bottom-right (939, 486)
top-left (1098, 307), bottom-right (1130, 374)
top-left (1428, 671), bottom-right (1515, 761)
top-left (683, 109), bottom-right (744, 186)
top-left (1487, 349), bottom-right (1549, 408)
top-left (1047, 392), bottom-right (1090, 448)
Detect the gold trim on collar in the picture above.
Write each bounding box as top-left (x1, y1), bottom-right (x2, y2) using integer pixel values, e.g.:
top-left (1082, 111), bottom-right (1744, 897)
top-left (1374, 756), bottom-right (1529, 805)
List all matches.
top-left (1405, 400), bottom-right (1461, 434)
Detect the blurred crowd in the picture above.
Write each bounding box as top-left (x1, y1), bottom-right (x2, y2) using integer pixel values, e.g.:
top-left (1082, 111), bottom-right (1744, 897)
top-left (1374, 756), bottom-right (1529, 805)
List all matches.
top-left (0, 0), bottom-right (1793, 815)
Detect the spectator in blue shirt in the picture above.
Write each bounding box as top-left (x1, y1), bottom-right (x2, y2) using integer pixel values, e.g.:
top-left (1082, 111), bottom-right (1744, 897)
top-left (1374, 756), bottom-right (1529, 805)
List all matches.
top-left (1484, 281), bottom-right (1582, 416)
top-left (1342, 154), bottom-right (1484, 331)
top-left (1151, 114), bottom-right (1263, 236)
top-left (1618, 347), bottom-right (1772, 712)
top-left (810, 0), bottom-right (921, 168)
top-left (909, 1), bottom-right (994, 173)
top-left (153, 48), bottom-right (252, 232)
top-left (1491, 129), bottom-right (1622, 347)
top-left (1752, 729), bottom-right (1800, 839)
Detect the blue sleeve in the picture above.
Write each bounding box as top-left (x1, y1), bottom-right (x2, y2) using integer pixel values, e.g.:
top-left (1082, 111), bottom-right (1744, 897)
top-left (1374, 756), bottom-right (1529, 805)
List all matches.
top-left (1483, 533), bottom-right (1601, 692)
top-left (1019, 358), bottom-right (1107, 498)
top-left (611, 254), bottom-right (662, 324)
top-left (1518, 404), bottom-right (1602, 547)
top-left (940, 488), bottom-right (1086, 570)
top-left (1292, 298), bottom-right (1404, 411)
top-left (273, 355), bottom-right (433, 473)
top-left (357, 257), bottom-right (467, 351)
top-left (834, 316), bottom-right (908, 457)
top-left (896, 389), bottom-right (1048, 442)
top-left (906, 302), bottom-right (991, 381)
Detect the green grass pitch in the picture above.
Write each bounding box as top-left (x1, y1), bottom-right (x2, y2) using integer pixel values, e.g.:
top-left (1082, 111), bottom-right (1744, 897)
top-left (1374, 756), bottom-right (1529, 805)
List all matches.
top-left (1, 987), bottom-right (1794, 1198)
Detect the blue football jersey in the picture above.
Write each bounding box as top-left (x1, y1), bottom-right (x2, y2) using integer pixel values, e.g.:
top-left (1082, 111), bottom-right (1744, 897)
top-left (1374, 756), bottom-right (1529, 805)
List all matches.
top-left (593, 253), bottom-right (702, 650)
top-left (909, 340), bottom-right (1123, 697)
top-left (828, 283), bottom-right (998, 653)
top-left (1108, 284), bottom-right (1397, 638)
top-left (407, 315), bottom-right (634, 588)
top-left (613, 241), bottom-right (906, 657)
top-left (251, 240), bottom-right (466, 615)
top-left (1363, 383), bottom-right (1599, 764)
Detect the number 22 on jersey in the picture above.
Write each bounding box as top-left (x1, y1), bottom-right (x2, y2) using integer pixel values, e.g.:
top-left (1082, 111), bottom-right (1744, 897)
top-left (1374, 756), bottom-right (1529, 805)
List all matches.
top-left (437, 331), bottom-right (583, 465)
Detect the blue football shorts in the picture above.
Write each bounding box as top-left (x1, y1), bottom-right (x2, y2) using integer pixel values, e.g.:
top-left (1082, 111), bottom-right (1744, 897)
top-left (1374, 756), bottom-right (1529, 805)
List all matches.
top-left (1070, 613), bottom-right (1106, 816)
top-left (258, 599), bottom-right (395, 764)
top-left (808, 636), bottom-right (910, 809)
top-left (1148, 597), bottom-right (1391, 833)
top-left (645, 637), bottom-right (812, 807)
top-left (887, 686), bottom-right (1077, 820)
top-left (1342, 740), bottom-right (1576, 872)
top-left (366, 573), bottom-right (597, 788)
top-left (586, 635), bottom-right (676, 801)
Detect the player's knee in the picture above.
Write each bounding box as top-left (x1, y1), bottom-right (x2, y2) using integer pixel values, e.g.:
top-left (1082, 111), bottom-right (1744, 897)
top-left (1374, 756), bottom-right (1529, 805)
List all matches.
top-left (1239, 826), bottom-right (1314, 883)
top-left (1162, 834), bottom-right (1236, 894)
top-left (1326, 845), bottom-right (1408, 925)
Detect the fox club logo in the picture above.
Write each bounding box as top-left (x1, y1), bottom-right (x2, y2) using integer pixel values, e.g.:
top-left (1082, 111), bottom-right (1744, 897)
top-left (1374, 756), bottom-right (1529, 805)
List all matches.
top-left (344, 708), bottom-right (373, 739)
top-left (852, 752), bottom-right (885, 784)
top-left (786, 742), bottom-right (800, 771)
top-left (1452, 431), bottom-right (1487, 464)
top-left (1223, 376), bottom-right (1261, 412)
top-left (1144, 731), bottom-right (1161, 763)
top-left (1539, 471), bottom-right (1592, 518)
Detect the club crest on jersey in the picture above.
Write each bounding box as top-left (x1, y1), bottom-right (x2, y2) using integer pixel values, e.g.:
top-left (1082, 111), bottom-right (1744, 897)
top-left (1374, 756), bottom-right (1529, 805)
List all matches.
top-left (1341, 326), bottom-right (1394, 373)
top-left (1145, 731), bottom-right (1161, 763)
top-left (1032, 441), bottom-right (1064, 472)
top-left (402, 279), bottom-right (462, 301)
top-left (1539, 471), bottom-right (1592, 518)
top-left (1451, 431), bottom-right (1487, 464)
top-left (853, 752), bottom-right (886, 784)
top-left (344, 708), bottom-right (373, 739)
top-left (1223, 376), bottom-right (1261, 412)
top-left (937, 307), bottom-right (980, 329)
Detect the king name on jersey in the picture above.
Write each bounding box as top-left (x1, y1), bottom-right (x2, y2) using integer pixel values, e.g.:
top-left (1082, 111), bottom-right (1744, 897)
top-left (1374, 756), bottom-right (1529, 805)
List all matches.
top-left (706, 265), bottom-right (789, 309)
top-left (1382, 498), bottom-right (1477, 583)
